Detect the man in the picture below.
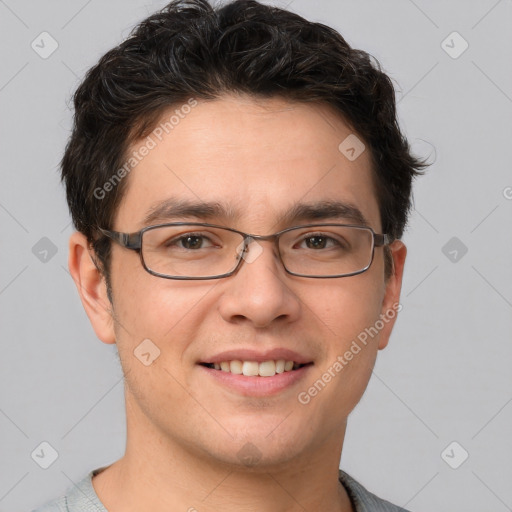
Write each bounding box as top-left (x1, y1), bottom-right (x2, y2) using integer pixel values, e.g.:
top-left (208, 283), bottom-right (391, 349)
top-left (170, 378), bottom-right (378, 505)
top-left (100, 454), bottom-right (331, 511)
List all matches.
top-left (34, 0), bottom-right (426, 510)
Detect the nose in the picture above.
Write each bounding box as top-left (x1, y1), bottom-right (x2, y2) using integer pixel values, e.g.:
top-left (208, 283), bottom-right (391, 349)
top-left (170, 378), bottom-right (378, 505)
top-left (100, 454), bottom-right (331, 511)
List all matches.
top-left (217, 239), bottom-right (302, 328)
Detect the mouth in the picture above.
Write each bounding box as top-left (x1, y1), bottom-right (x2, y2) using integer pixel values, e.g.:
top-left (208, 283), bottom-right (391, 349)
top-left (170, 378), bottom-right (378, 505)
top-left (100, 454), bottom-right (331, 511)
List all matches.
top-left (199, 360), bottom-right (313, 377)
top-left (197, 348), bottom-right (314, 396)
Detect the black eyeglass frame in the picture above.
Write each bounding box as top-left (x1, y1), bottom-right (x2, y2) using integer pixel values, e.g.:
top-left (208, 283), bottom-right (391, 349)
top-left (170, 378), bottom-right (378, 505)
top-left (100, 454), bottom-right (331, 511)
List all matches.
top-left (99, 222), bottom-right (394, 280)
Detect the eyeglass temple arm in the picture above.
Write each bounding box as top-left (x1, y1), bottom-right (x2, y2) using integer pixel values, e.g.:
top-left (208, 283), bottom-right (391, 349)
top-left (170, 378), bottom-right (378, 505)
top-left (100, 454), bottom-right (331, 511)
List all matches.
top-left (99, 228), bottom-right (142, 251)
top-left (374, 233), bottom-right (394, 247)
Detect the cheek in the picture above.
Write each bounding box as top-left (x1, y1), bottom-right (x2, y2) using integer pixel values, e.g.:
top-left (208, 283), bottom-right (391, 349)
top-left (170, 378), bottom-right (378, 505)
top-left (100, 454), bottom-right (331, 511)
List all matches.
top-left (296, 277), bottom-right (384, 431)
top-left (110, 276), bottom-right (212, 411)
top-left (110, 274), bottom-right (237, 419)
top-left (307, 272), bottom-right (385, 343)
top-left (111, 248), bottom-right (202, 330)
top-left (304, 273), bottom-right (384, 385)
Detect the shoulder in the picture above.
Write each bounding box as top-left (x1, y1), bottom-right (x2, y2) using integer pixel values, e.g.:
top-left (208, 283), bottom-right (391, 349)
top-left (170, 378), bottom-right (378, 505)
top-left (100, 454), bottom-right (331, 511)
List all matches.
top-left (31, 467), bottom-right (108, 512)
top-left (31, 495), bottom-right (67, 512)
top-left (339, 469), bottom-right (412, 512)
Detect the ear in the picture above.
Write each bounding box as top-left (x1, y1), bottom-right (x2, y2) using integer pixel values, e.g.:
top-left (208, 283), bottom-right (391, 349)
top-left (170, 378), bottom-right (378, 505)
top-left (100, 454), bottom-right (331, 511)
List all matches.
top-left (68, 231), bottom-right (116, 345)
top-left (377, 240), bottom-right (407, 350)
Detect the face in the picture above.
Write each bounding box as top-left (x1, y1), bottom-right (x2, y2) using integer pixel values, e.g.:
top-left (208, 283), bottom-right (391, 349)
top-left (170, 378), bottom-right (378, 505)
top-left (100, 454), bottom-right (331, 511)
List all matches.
top-left (74, 94), bottom-right (406, 471)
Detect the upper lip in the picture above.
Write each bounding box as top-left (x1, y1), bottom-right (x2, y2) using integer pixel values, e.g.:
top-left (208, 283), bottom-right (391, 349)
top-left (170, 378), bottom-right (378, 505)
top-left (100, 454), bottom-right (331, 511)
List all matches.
top-left (199, 348), bottom-right (313, 365)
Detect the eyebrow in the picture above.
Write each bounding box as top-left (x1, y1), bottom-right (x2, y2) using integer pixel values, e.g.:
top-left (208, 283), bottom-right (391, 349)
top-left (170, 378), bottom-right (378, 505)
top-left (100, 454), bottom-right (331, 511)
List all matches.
top-left (280, 200), bottom-right (369, 227)
top-left (142, 198), bottom-right (241, 226)
top-left (141, 198), bottom-right (369, 229)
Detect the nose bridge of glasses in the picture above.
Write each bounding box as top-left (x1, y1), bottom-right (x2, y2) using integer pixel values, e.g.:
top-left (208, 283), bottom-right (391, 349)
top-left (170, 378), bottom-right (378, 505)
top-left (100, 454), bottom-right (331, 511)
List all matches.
top-left (236, 232), bottom-right (281, 263)
top-left (245, 232), bottom-right (280, 244)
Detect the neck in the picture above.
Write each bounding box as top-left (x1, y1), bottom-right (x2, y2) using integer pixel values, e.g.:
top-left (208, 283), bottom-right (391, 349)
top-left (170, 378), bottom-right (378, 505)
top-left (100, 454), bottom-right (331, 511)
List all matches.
top-left (92, 393), bottom-right (354, 512)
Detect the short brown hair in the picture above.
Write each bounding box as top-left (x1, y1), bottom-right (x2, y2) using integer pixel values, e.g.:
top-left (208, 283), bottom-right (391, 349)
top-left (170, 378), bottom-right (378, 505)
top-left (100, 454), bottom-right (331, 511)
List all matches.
top-left (61, 0), bottom-right (426, 292)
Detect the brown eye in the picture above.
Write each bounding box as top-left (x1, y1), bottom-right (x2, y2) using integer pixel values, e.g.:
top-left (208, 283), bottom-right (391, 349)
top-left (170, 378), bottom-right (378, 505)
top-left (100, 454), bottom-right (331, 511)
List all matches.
top-left (180, 235), bottom-right (204, 249)
top-left (164, 233), bottom-right (216, 250)
top-left (298, 234), bottom-right (343, 250)
top-left (305, 235), bottom-right (329, 249)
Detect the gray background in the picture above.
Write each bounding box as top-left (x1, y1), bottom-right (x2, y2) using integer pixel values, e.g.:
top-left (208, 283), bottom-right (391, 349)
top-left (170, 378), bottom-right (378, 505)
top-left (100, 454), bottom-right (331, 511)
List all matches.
top-left (1, 0), bottom-right (511, 510)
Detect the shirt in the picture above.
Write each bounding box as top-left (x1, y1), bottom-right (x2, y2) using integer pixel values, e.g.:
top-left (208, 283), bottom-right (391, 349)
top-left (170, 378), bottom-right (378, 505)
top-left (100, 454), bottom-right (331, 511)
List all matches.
top-left (32, 466), bottom-right (411, 512)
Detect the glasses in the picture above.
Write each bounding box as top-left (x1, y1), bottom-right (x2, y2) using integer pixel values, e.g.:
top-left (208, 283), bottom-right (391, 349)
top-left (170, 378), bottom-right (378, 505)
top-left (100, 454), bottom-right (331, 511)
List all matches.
top-left (99, 222), bottom-right (392, 280)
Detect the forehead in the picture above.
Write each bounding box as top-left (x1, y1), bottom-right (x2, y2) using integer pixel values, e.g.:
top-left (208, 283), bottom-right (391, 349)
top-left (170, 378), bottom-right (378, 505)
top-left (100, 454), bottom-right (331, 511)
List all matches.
top-left (115, 94), bottom-right (381, 232)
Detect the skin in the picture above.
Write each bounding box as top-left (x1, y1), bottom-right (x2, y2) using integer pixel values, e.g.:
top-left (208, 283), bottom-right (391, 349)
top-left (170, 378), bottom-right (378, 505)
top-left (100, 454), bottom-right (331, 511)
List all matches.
top-left (69, 93), bottom-right (406, 512)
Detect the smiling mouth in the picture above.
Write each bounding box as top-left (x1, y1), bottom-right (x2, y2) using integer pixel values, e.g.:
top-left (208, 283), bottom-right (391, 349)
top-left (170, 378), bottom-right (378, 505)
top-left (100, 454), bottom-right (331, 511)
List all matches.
top-left (199, 360), bottom-right (313, 377)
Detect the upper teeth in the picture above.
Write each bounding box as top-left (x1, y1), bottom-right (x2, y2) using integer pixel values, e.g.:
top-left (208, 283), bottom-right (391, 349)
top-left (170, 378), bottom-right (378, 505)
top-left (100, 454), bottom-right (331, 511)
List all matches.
top-left (213, 360), bottom-right (296, 377)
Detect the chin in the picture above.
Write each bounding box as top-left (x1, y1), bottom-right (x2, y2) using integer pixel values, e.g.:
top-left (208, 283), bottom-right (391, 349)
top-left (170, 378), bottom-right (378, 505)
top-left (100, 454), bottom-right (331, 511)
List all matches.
top-left (211, 443), bottom-right (304, 473)
top-left (194, 422), bottom-right (310, 471)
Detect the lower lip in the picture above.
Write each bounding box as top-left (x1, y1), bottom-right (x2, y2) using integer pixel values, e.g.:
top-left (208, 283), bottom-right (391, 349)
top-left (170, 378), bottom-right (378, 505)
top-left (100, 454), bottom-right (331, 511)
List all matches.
top-left (197, 364), bottom-right (313, 397)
